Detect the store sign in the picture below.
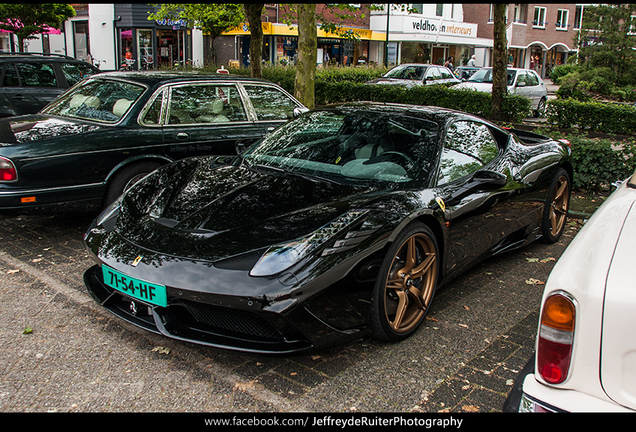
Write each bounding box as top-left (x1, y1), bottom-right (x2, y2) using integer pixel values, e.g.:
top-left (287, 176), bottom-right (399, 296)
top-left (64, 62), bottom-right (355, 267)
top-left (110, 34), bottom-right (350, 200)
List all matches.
top-left (408, 18), bottom-right (477, 38)
top-left (156, 19), bottom-right (188, 28)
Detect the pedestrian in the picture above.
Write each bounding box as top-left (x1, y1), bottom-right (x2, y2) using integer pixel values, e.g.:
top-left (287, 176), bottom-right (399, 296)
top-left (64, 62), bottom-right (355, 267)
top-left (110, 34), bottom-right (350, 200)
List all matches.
top-left (444, 56), bottom-right (454, 71)
top-left (467, 54), bottom-right (476, 66)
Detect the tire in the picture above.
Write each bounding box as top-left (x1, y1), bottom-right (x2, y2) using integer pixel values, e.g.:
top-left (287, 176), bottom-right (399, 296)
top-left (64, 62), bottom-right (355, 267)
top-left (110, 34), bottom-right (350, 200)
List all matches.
top-left (541, 168), bottom-right (571, 243)
top-left (369, 222), bottom-right (439, 342)
top-left (534, 98), bottom-right (546, 118)
top-left (103, 161), bottom-right (161, 207)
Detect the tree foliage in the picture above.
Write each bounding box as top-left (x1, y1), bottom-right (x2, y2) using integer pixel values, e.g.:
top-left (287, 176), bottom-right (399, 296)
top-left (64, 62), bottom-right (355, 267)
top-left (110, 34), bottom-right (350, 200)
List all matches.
top-left (577, 4), bottom-right (636, 87)
top-left (0, 3), bottom-right (76, 52)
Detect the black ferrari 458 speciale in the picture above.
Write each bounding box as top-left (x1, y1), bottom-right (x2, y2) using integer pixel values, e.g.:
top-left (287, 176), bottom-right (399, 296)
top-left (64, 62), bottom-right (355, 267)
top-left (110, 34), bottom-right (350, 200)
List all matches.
top-left (83, 102), bottom-right (572, 353)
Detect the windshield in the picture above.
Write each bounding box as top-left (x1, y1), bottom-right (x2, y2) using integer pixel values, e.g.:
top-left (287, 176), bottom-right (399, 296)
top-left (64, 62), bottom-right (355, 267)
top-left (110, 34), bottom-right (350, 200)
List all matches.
top-left (383, 65), bottom-right (426, 80)
top-left (42, 78), bottom-right (145, 123)
top-left (467, 68), bottom-right (516, 86)
top-left (243, 109), bottom-right (439, 187)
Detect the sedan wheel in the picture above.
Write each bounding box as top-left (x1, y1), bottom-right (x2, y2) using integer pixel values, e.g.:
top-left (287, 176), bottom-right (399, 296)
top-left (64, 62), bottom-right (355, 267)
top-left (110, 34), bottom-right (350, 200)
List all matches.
top-left (370, 223), bottom-right (438, 341)
top-left (103, 161), bottom-right (161, 207)
top-left (534, 98), bottom-right (546, 118)
top-left (541, 168), bottom-right (571, 243)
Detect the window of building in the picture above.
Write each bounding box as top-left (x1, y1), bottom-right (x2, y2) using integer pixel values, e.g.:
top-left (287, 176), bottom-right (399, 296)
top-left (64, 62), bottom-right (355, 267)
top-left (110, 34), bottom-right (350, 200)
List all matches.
top-left (533, 7), bottom-right (547, 29)
top-left (574, 5), bottom-right (583, 29)
top-left (513, 4), bottom-right (527, 23)
top-left (73, 21), bottom-right (90, 62)
top-left (556, 9), bottom-right (569, 30)
top-left (436, 4), bottom-right (443, 17)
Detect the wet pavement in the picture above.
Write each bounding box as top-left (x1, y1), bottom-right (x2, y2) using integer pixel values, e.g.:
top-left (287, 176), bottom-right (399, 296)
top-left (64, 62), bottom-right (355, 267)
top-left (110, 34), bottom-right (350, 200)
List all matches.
top-left (0, 198), bottom-right (597, 418)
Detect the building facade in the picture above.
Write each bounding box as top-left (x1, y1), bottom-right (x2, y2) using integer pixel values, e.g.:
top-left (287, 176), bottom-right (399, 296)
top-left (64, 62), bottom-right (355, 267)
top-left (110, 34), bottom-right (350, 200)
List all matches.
top-left (462, 3), bottom-right (584, 78)
top-left (1, 3), bottom-right (586, 77)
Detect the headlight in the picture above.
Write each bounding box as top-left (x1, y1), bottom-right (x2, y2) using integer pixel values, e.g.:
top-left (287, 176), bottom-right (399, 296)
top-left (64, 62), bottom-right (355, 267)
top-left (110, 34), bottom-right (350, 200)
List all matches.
top-left (96, 194), bottom-right (124, 228)
top-left (250, 210), bottom-right (368, 277)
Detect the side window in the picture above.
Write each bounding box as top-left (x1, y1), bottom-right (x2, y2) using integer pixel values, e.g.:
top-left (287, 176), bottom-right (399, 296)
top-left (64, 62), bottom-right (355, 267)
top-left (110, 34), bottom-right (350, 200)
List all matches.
top-left (167, 84), bottom-right (247, 125)
top-left (60, 63), bottom-right (97, 86)
top-left (516, 71), bottom-right (527, 86)
top-left (439, 67), bottom-right (453, 79)
top-left (16, 62), bottom-right (57, 87)
top-left (425, 67), bottom-right (441, 81)
top-left (2, 63), bottom-right (19, 86)
top-left (527, 71), bottom-right (540, 86)
top-left (243, 85), bottom-right (299, 121)
top-left (438, 121), bottom-right (499, 185)
top-left (141, 90), bottom-right (164, 125)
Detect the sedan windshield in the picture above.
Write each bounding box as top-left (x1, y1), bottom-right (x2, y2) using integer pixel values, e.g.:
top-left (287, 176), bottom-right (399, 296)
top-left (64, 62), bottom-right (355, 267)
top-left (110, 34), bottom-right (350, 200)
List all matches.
top-left (42, 79), bottom-right (145, 123)
top-left (467, 68), bottom-right (516, 86)
top-left (244, 109), bottom-right (439, 187)
top-left (383, 65), bottom-right (426, 80)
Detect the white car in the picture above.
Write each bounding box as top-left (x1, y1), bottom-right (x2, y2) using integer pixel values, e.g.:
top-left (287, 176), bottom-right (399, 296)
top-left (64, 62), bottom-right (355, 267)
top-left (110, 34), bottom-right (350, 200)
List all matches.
top-left (451, 67), bottom-right (547, 117)
top-left (504, 169), bottom-right (636, 413)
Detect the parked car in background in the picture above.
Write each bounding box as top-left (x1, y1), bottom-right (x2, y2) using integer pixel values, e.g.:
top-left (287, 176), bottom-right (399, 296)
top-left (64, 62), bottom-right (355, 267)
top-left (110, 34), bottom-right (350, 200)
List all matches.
top-left (83, 102), bottom-right (572, 354)
top-left (453, 66), bottom-right (481, 81)
top-left (366, 63), bottom-right (460, 88)
top-left (451, 67), bottom-right (547, 117)
top-left (0, 70), bottom-right (306, 211)
top-left (504, 169), bottom-right (636, 413)
top-left (0, 53), bottom-right (100, 117)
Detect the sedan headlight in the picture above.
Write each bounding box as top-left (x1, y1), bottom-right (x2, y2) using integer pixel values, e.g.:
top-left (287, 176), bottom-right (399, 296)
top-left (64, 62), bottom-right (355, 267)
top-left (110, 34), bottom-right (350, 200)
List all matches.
top-left (250, 210), bottom-right (368, 277)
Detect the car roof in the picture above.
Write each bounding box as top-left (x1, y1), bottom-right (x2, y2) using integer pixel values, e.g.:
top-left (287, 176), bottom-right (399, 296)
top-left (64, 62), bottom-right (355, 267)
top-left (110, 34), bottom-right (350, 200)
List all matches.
top-left (0, 52), bottom-right (89, 63)
top-left (92, 70), bottom-right (275, 87)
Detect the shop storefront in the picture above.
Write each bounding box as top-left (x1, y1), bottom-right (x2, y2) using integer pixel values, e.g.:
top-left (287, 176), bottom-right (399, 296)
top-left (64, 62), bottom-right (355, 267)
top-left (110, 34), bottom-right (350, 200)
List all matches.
top-left (370, 14), bottom-right (493, 67)
top-left (222, 22), bottom-right (379, 68)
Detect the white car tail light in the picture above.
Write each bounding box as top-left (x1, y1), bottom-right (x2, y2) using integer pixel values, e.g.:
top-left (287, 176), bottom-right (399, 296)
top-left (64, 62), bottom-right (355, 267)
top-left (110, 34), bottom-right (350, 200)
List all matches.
top-left (537, 293), bottom-right (576, 384)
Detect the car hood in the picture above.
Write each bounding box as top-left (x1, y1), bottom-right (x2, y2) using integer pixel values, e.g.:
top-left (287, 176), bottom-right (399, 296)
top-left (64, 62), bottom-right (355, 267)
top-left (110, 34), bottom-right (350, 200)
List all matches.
top-left (600, 187), bottom-right (636, 410)
top-left (0, 115), bottom-right (102, 145)
top-left (111, 156), bottom-right (388, 262)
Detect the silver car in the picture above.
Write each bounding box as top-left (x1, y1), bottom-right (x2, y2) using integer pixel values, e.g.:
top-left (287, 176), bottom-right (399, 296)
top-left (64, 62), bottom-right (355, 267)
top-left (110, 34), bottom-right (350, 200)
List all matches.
top-left (366, 63), bottom-right (460, 88)
top-left (451, 67), bottom-right (548, 117)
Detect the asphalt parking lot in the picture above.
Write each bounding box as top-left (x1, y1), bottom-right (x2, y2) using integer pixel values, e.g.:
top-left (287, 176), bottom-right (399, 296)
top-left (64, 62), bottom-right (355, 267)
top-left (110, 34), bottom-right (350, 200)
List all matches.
top-left (0, 204), bottom-right (586, 416)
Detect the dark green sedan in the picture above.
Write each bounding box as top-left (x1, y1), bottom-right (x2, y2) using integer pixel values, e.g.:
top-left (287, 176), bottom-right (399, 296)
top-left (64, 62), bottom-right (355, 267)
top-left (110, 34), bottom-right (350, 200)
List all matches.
top-left (0, 70), bottom-right (306, 211)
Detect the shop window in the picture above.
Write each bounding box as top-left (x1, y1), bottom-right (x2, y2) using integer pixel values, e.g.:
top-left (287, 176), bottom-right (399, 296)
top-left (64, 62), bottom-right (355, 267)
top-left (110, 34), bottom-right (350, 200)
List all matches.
top-left (74, 21), bottom-right (90, 61)
top-left (243, 85), bottom-right (299, 121)
top-left (138, 29), bottom-right (153, 69)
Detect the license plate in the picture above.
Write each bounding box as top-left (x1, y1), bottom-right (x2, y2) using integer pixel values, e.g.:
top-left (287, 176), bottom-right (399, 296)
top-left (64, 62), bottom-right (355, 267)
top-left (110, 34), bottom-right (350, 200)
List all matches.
top-left (102, 265), bottom-right (167, 307)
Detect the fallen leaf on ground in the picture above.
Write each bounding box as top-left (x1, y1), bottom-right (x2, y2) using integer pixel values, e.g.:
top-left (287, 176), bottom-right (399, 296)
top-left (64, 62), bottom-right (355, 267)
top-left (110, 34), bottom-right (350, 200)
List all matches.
top-left (525, 278), bottom-right (545, 285)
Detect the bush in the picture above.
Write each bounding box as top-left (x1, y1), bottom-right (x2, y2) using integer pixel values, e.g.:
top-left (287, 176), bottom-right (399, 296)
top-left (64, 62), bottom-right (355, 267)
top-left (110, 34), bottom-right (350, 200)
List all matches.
top-left (568, 135), bottom-right (636, 190)
top-left (546, 98), bottom-right (636, 134)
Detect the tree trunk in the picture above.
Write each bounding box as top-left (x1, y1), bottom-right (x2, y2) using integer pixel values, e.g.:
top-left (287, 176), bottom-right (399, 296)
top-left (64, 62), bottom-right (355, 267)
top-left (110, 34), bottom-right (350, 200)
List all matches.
top-left (245, 4), bottom-right (264, 79)
top-left (294, 4), bottom-right (317, 109)
top-left (491, 3), bottom-right (508, 121)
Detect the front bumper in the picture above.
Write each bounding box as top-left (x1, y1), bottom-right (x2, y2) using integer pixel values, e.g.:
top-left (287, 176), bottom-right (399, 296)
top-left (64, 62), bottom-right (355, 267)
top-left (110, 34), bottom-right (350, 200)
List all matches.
top-left (84, 264), bottom-right (314, 354)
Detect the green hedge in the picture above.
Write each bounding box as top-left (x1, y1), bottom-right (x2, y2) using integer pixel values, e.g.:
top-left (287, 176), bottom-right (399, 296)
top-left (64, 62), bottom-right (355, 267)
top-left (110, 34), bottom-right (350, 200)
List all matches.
top-left (314, 82), bottom-right (531, 122)
top-left (568, 135), bottom-right (636, 190)
top-left (546, 98), bottom-right (636, 134)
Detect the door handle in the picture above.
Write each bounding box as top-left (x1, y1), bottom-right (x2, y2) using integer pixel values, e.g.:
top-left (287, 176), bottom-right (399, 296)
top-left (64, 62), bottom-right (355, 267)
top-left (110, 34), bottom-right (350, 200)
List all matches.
top-left (176, 132), bottom-right (189, 140)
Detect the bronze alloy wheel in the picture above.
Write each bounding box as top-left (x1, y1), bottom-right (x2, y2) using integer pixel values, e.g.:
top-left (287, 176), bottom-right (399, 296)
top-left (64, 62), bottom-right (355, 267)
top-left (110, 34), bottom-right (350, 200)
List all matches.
top-left (370, 223), bottom-right (439, 341)
top-left (542, 168), bottom-right (571, 243)
top-left (549, 174), bottom-right (569, 235)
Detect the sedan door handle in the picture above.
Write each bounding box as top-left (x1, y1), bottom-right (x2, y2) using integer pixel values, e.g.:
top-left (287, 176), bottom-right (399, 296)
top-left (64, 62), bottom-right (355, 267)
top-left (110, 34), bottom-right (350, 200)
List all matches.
top-left (176, 132), bottom-right (189, 140)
